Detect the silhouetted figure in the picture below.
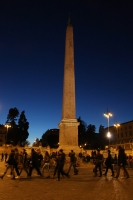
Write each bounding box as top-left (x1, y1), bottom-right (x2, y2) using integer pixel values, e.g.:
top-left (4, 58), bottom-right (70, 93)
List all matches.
top-left (68, 150), bottom-right (78, 175)
top-left (19, 149), bottom-right (29, 176)
top-left (93, 149), bottom-right (103, 177)
top-left (1, 149), bottom-right (15, 179)
top-left (14, 148), bottom-right (21, 178)
top-left (56, 149), bottom-right (69, 181)
top-left (5, 152), bottom-right (8, 162)
top-left (115, 146), bottom-right (129, 179)
top-left (42, 151), bottom-right (50, 178)
top-left (103, 150), bottom-right (114, 176)
top-left (28, 149), bottom-right (42, 177)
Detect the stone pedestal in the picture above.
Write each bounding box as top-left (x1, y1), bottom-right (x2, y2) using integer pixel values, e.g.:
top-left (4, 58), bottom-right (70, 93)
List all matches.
top-left (58, 119), bottom-right (80, 155)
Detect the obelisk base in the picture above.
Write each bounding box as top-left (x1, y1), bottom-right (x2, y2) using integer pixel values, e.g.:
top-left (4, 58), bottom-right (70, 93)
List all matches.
top-left (58, 119), bottom-right (80, 155)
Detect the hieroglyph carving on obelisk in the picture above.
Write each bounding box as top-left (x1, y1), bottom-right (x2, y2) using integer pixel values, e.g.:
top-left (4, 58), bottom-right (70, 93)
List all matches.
top-left (58, 19), bottom-right (80, 152)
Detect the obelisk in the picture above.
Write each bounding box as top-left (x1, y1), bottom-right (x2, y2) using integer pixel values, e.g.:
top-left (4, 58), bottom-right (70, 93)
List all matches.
top-left (58, 18), bottom-right (80, 154)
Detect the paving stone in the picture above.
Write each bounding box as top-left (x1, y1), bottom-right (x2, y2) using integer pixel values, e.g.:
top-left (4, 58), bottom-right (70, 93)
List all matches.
top-left (0, 161), bottom-right (133, 200)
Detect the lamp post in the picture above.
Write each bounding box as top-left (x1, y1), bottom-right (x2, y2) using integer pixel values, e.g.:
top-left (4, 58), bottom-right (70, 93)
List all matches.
top-left (104, 111), bottom-right (113, 146)
top-left (114, 123), bottom-right (120, 143)
top-left (5, 124), bottom-right (11, 144)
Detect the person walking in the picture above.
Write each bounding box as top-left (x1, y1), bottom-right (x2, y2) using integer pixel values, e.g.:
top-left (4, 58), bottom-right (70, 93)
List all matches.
top-left (37, 149), bottom-right (43, 170)
top-left (42, 151), bottom-right (51, 178)
top-left (114, 146), bottom-right (130, 179)
top-left (19, 149), bottom-right (29, 177)
top-left (0, 149), bottom-right (16, 179)
top-left (14, 148), bottom-right (21, 179)
top-left (56, 149), bottom-right (69, 181)
top-left (67, 150), bottom-right (78, 175)
top-left (5, 152), bottom-right (8, 162)
top-left (28, 149), bottom-right (42, 178)
top-left (93, 149), bottom-right (103, 177)
top-left (103, 150), bottom-right (114, 176)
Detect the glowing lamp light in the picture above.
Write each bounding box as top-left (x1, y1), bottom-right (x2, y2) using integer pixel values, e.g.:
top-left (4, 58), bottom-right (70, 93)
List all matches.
top-left (5, 124), bottom-right (11, 128)
top-left (104, 110), bottom-right (113, 147)
top-left (114, 123), bottom-right (120, 127)
top-left (107, 132), bottom-right (111, 138)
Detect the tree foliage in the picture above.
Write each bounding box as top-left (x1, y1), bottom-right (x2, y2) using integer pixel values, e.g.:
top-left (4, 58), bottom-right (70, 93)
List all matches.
top-left (18, 111), bottom-right (29, 146)
top-left (78, 117), bottom-right (87, 145)
top-left (87, 124), bottom-right (96, 133)
top-left (32, 138), bottom-right (40, 147)
top-left (22, 140), bottom-right (30, 146)
top-left (41, 129), bottom-right (59, 148)
top-left (6, 107), bottom-right (19, 128)
top-left (77, 118), bottom-right (107, 149)
top-left (6, 108), bottom-right (29, 146)
top-left (98, 124), bottom-right (107, 149)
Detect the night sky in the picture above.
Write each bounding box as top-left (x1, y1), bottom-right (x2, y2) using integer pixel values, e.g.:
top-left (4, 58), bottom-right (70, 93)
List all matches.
top-left (0, 0), bottom-right (133, 144)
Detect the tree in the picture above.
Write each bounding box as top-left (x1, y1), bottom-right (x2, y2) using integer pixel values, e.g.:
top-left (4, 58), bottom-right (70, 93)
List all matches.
top-left (87, 124), bottom-right (96, 133)
top-left (99, 125), bottom-right (105, 135)
top-left (6, 107), bottom-right (19, 127)
top-left (32, 138), bottom-right (40, 147)
top-left (77, 117), bottom-right (87, 145)
top-left (41, 129), bottom-right (59, 148)
top-left (5, 108), bottom-right (29, 146)
top-left (86, 124), bottom-right (96, 149)
top-left (5, 107), bottom-right (19, 145)
top-left (98, 124), bottom-right (107, 149)
top-left (22, 140), bottom-right (30, 146)
top-left (18, 111), bottom-right (29, 146)
top-left (78, 117), bottom-right (87, 134)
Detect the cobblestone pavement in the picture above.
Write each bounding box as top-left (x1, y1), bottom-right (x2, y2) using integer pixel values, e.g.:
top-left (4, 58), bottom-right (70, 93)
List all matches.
top-left (0, 161), bottom-right (133, 200)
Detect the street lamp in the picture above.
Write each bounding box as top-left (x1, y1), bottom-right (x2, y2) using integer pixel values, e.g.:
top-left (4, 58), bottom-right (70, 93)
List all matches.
top-left (114, 123), bottom-right (120, 142)
top-left (104, 111), bottom-right (113, 146)
top-left (114, 123), bottom-right (120, 133)
top-left (5, 124), bottom-right (11, 144)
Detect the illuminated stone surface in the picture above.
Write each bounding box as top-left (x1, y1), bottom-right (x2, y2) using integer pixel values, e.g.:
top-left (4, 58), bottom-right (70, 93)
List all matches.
top-left (0, 161), bottom-right (133, 200)
top-left (58, 19), bottom-right (80, 153)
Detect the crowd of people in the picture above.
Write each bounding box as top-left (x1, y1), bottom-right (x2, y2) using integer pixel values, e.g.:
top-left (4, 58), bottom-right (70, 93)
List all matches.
top-left (0, 148), bottom-right (78, 181)
top-left (0, 145), bottom-right (132, 180)
top-left (93, 146), bottom-right (130, 178)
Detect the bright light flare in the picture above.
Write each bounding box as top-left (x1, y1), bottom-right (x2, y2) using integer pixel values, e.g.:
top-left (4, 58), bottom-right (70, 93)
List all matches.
top-left (104, 112), bottom-right (113, 118)
top-left (114, 123), bottom-right (120, 127)
top-left (5, 124), bottom-right (11, 128)
top-left (107, 132), bottom-right (111, 138)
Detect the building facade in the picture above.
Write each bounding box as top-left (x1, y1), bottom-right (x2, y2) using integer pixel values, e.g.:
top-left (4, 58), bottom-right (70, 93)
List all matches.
top-left (0, 126), bottom-right (6, 146)
top-left (104, 120), bottom-right (133, 150)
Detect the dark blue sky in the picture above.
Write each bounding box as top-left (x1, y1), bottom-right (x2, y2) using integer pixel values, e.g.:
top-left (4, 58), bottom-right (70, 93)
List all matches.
top-left (0, 0), bottom-right (133, 144)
